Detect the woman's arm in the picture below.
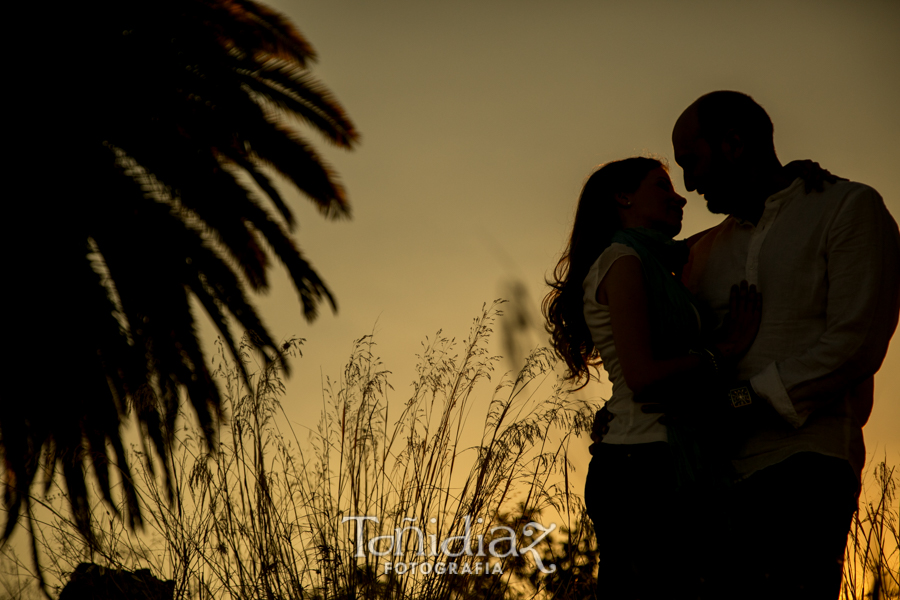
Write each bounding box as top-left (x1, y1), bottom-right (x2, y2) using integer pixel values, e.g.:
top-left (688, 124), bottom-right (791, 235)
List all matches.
top-left (601, 255), bottom-right (760, 397)
top-left (602, 255), bottom-right (702, 396)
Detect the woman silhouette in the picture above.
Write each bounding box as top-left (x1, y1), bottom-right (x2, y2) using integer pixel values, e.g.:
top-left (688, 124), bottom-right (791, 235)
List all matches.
top-left (544, 157), bottom-right (761, 599)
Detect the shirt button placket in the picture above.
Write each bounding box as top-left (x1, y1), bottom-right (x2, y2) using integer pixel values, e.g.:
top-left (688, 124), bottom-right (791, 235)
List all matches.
top-left (747, 204), bottom-right (777, 286)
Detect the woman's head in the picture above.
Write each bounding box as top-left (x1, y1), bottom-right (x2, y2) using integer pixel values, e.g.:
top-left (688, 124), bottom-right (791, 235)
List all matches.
top-left (617, 165), bottom-right (686, 237)
top-left (543, 156), bottom-right (676, 385)
top-left (568, 158), bottom-right (676, 264)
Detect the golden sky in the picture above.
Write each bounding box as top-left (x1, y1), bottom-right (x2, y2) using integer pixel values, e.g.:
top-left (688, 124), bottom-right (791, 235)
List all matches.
top-left (232, 0), bottom-right (900, 473)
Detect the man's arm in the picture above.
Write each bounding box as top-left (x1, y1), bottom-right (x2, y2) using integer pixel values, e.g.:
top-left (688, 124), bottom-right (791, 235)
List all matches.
top-left (750, 186), bottom-right (900, 428)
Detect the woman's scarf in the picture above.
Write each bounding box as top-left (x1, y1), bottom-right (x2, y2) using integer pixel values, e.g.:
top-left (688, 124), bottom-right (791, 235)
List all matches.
top-left (610, 227), bottom-right (698, 356)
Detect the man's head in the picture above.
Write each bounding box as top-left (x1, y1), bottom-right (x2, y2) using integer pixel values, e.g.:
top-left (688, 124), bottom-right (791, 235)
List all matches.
top-left (672, 91), bottom-right (778, 215)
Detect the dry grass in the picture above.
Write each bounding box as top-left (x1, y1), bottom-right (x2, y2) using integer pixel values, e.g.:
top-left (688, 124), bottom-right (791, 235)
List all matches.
top-left (842, 460), bottom-right (900, 600)
top-left (1, 301), bottom-right (596, 599)
top-left (1, 300), bottom-right (897, 599)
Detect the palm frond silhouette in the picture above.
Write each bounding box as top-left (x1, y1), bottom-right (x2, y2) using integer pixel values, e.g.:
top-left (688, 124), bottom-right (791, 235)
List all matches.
top-left (3, 0), bottom-right (358, 553)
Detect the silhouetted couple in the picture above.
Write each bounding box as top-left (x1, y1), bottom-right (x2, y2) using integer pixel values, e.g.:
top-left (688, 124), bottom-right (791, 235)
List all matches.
top-left (544, 91), bottom-right (900, 600)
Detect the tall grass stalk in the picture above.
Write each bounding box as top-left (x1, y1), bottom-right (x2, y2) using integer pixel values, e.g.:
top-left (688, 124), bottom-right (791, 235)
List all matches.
top-left (2, 301), bottom-right (596, 599)
top-left (2, 300), bottom-right (896, 599)
top-left (286, 300), bottom-right (595, 599)
top-left (842, 459), bottom-right (900, 600)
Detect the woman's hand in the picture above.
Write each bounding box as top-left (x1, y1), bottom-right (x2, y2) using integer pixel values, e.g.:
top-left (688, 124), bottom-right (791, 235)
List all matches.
top-left (634, 282), bottom-right (759, 419)
top-left (715, 281), bottom-right (762, 361)
top-left (589, 406), bottom-right (614, 449)
top-left (783, 159), bottom-right (845, 194)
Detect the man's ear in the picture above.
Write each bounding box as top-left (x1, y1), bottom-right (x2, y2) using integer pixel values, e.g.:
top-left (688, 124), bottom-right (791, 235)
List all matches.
top-left (720, 129), bottom-right (745, 162)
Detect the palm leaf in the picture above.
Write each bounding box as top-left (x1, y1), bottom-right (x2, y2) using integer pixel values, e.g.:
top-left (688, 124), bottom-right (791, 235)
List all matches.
top-left (2, 0), bottom-right (358, 553)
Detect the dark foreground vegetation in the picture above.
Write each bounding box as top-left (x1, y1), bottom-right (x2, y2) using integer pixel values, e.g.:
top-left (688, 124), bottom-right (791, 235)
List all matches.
top-left (1, 303), bottom-right (897, 599)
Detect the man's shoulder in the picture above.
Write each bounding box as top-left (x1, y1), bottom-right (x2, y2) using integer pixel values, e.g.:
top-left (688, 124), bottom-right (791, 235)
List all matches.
top-left (798, 179), bottom-right (899, 249)
top-left (805, 178), bottom-right (881, 203)
top-left (787, 178), bottom-right (886, 223)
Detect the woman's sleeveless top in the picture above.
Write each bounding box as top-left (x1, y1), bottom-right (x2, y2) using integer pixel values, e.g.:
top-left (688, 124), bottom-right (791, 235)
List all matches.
top-left (582, 243), bottom-right (668, 444)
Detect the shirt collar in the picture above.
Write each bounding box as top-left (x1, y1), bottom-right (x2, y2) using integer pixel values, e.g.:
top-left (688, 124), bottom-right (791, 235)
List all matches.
top-left (765, 177), bottom-right (805, 206)
top-left (731, 177), bottom-right (805, 226)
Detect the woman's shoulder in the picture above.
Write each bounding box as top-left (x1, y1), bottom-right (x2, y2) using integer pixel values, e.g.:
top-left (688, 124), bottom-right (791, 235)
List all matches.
top-left (583, 243), bottom-right (642, 296)
top-left (603, 242), bottom-right (641, 261)
top-left (594, 243), bottom-right (641, 276)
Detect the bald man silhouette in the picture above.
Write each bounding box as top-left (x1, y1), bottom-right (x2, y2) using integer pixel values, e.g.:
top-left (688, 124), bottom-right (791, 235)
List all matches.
top-left (674, 91), bottom-right (900, 599)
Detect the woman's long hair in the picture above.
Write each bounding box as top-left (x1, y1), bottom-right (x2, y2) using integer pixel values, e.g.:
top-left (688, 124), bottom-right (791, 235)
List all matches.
top-left (543, 157), bottom-right (663, 387)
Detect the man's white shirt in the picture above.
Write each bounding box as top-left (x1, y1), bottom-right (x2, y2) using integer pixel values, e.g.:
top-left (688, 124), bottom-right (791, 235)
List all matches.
top-left (684, 178), bottom-right (900, 479)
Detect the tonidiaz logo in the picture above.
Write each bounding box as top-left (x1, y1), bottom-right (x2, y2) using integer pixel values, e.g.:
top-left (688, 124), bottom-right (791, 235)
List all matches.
top-left (342, 515), bottom-right (558, 575)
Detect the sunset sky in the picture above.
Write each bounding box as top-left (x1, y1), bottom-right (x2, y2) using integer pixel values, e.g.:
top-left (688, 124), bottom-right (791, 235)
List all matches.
top-left (229, 0), bottom-right (900, 474)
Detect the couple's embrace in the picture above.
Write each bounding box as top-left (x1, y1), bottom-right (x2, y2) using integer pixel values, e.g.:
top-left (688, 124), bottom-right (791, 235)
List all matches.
top-left (544, 91), bottom-right (900, 599)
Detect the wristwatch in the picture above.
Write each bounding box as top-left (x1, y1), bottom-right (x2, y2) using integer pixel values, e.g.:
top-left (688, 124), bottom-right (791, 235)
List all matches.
top-left (725, 380), bottom-right (760, 409)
